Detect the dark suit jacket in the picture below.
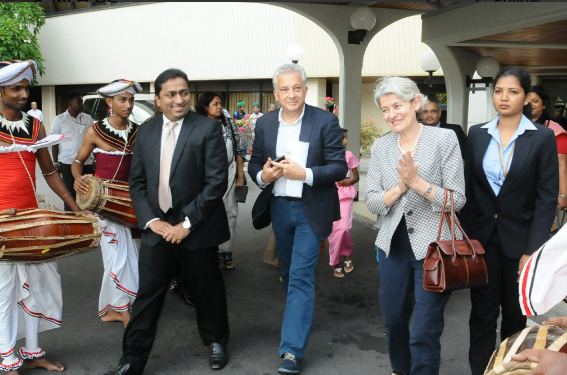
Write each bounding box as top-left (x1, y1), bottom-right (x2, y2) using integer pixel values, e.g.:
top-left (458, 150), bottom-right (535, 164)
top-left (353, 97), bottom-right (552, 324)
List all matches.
top-left (440, 122), bottom-right (467, 159)
top-left (129, 111), bottom-right (230, 250)
top-left (248, 104), bottom-right (348, 240)
top-left (460, 122), bottom-right (558, 259)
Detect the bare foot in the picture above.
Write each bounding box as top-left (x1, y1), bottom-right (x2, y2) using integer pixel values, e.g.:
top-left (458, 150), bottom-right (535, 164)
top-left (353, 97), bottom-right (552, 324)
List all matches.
top-left (24, 357), bottom-right (65, 371)
top-left (7, 370), bottom-right (19, 375)
top-left (101, 309), bottom-right (131, 327)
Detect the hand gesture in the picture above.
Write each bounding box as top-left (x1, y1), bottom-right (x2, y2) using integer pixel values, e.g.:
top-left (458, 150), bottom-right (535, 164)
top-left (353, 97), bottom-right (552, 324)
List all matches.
top-left (271, 156), bottom-right (306, 181)
top-left (543, 316), bottom-right (567, 329)
top-left (337, 178), bottom-right (350, 186)
top-left (162, 222), bottom-right (190, 244)
top-left (73, 174), bottom-right (93, 195)
top-left (511, 349), bottom-right (567, 375)
top-left (396, 151), bottom-right (420, 188)
top-left (149, 220), bottom-right (172, 236)
top-left (261, 157), bottom-right (284, 184)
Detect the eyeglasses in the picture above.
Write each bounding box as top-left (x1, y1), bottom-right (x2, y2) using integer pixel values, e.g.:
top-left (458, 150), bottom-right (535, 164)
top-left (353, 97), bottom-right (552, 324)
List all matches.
top-left (422, 110), bottom-right (439, 115)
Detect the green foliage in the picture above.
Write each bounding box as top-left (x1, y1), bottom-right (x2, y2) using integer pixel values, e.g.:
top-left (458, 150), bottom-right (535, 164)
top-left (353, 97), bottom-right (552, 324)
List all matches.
top-left (0, 3), bottom-right (46, 78)
top-left (360, 116), bottom-right (384, 156)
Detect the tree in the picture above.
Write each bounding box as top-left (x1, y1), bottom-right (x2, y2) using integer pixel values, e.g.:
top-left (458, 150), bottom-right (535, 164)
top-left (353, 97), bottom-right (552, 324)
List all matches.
top-left (0, 2), bottom-right (46, 78)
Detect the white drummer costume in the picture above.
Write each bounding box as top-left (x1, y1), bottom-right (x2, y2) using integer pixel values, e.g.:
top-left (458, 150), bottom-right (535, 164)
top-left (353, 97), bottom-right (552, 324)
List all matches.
top-left (0, 61), bottom-right (63, 372)
top-left (91, 81), bottom-right (141, 318)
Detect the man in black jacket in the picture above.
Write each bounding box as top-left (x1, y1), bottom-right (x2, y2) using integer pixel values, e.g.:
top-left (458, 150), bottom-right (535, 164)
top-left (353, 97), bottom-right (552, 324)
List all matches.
top-left (104, 69), bottom-right (230, 375)
top-left (422, 98), bottom-right (467, 159)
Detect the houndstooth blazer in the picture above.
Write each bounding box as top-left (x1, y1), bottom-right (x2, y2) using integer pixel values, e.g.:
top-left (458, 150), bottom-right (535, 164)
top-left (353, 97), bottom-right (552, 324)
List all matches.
top-left (365, 125), bottom-right (466, 260)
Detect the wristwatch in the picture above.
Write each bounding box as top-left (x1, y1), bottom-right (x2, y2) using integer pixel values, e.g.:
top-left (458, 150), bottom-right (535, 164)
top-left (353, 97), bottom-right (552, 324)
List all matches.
top-left (182, 218), bottom-right (192, 230)
top-left (422, 184), bottom-right (433, 198)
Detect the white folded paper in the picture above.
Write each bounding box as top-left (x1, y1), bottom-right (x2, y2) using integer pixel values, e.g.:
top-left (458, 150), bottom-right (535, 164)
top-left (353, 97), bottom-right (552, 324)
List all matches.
top-left (285, 141), bottom-right (309, 198)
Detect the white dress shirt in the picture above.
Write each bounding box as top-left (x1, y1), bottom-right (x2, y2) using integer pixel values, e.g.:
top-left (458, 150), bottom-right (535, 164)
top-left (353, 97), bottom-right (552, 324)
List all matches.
top-left (256, 106), bottom-right (314, 196)
top-left (27, 108), bottom-right (43, 122)
top-left (50, 110), bottom-right (94, 164)
top-left (145, 115), bottom-right (189, 228)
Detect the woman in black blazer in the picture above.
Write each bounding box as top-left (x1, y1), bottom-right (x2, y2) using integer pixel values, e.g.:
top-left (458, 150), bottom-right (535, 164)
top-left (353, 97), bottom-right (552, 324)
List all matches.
top-left (461, 67), bottom-right (559, 375)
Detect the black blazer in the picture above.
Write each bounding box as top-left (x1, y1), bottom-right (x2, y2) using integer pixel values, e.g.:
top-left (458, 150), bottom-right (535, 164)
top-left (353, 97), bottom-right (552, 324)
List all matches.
top-left (129, 111), bottom-right (230, 250)
top-left (248, 104), bottom-right (347, 240)
top-left (440, 122), bottom-right (467, 159)
top-left (460, 122), bottom-right (558, 258)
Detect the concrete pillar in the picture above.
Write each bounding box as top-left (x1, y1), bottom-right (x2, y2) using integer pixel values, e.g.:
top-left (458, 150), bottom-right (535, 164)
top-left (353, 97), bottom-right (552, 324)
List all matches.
top-left (305, 78), bottom-right (326, 108)
top-left (41, 85), bottom-right (56, 134)
top-left (429, 45), bottom-right (478, 132)
top-left (338, 47), bottom-right (364, 157)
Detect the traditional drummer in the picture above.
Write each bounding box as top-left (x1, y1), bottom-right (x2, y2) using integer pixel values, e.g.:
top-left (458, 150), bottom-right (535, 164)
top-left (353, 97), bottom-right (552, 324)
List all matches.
top-left (72, 79), bottom-right (141, 327)
top-left (0, 60), bottom-right (80, 374)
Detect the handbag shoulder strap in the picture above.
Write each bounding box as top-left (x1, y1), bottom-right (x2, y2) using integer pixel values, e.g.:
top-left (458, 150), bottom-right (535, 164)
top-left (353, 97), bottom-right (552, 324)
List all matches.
top-left (437, 189), bottom-right (449, 241)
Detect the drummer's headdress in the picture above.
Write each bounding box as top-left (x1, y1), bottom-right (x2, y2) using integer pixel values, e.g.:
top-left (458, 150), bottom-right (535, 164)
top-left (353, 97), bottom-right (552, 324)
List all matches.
top-left (0, 60), bottom-right (37, 87)
top-left (97, 79), bottom-right (142, 98)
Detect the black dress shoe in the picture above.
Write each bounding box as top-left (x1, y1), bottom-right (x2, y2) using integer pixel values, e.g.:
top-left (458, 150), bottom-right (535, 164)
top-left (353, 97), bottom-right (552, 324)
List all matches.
top-left (209, 343), bottom-right (228, 370)
top-left (102, 363), bottom-right (130, 375)
top-left (184, 292), bottom-right (195, 307)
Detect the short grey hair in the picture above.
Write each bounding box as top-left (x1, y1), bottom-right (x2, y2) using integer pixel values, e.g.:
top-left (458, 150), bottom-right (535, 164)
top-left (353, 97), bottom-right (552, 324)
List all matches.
top-left (374, 76), bottom-right (428, 110)
top-left (272, 63), bottom-right (307, 91)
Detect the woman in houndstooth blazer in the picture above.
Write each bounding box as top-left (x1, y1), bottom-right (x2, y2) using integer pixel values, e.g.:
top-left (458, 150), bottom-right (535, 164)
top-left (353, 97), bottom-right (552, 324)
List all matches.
top-left (365, 77), bottom-right (465, 375)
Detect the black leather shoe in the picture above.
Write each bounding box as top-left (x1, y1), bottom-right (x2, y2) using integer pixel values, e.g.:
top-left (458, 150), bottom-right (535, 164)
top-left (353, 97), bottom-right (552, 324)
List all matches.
top-left (102, 363), bottom-right (130, 375)
top-left (184, 292), bottom-right (195, 307)
top-left (170, 279), bottom-right (179, 295)
top-left (209, 343), bottom-right (228, 370)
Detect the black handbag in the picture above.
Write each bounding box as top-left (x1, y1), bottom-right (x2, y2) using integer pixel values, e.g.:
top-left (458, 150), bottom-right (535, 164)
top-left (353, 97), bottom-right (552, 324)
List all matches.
top-left (252, 187), bottom-right (272, 229)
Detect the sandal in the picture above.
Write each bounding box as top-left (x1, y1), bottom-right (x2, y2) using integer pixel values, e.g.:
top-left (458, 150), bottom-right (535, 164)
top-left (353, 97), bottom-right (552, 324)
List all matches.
top-left (344, 260), bottom-right (354, 273)
top-left (225, 261), bottom-right (235, 270)
top-left (334, 267), bottom-right (344, 278)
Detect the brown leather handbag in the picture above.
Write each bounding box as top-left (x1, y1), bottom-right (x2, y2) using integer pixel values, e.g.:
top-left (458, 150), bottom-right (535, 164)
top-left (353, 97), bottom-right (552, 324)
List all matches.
top-left (423, 190), bottom-right (488, 292)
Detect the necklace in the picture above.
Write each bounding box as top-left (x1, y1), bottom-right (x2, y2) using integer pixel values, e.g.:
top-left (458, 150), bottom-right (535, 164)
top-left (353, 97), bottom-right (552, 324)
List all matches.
top-left (497, 142), bottom-right (515, 179)
top-left (104, 117), bottom-right (132, 142)
top-left (0, 111), bottom-right (28, 134)
top-left (398, 124), bottom-right (423, 154)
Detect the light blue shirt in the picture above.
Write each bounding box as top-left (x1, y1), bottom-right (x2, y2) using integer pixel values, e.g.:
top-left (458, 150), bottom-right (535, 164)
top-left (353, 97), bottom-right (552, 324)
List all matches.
top-left (256, 106), bottom-right (314, 195)
top-left (481, 115), bottom-right (537, 195)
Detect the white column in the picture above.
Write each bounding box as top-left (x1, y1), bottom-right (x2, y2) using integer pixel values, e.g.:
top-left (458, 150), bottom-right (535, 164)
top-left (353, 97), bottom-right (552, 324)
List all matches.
top-left (149, 81), bottom-right (155, 93)
top-left (41, 85), bottom-right (56, 134)
top-left (305, 78), bottom-right (326, 108)
top-left (338, 46), bottom-right (364, 158)
top-left (429, 46), bottom-right (478, 132)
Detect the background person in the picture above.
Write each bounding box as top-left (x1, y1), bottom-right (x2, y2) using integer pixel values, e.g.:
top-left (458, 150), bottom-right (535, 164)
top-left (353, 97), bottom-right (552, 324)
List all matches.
top-left (421, 97), bottom-right (467, 159)
top-left (460, 67), bottom-right (559, 375)
top-left (267, 103), bottom-right (276, 112)
top-left (328, 129), bottom-right (359, 278)
top-left (248, 63), bottom-right (347, 374)
top-left (26, 101), bottom-right (42, 122)
top-left (527, 87), bottom-right (567, 211)
top-left (195, 91), bottom-right (246, 269)
top-left (365, 76), bottom-right (465, 375)
top-left (72, 80), bottom-right (142, 328)
top-left (553, 103), bottom-right (567, 131)
top-left (51, 91), bottom-right (94, 211)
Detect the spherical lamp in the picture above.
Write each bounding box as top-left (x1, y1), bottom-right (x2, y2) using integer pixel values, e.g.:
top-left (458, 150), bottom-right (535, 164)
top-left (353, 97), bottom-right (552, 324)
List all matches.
top-left (350, 7), bottom-right (376, 31)
top-left (476, 56), bottom-right (500, 78)
top-left (419, 50), bottom-right (441, 73)
top-left (287, 44), bottom-right (304, 64)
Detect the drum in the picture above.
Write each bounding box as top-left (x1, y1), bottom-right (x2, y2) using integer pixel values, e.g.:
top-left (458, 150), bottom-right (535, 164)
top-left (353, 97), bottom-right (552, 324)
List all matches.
top-left (484, 325), bottom-right (567, 374)
top-left (0, 208), bottom-right (101, 263)
top-left (76, 176), bottom-right (137, 228)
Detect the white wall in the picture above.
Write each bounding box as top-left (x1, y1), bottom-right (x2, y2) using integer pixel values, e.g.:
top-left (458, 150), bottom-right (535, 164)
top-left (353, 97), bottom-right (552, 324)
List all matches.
top-left (37, 3), bottom-right (433, 86)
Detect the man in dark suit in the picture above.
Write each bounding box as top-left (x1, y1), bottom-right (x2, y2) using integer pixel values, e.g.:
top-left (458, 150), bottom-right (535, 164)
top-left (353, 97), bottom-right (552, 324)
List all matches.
top-left (249, 63), bottom-right (347, 374)
top-left (422, 98), bottom-right (467, 159)
top-left (104, 69), bottom-right (230, 375)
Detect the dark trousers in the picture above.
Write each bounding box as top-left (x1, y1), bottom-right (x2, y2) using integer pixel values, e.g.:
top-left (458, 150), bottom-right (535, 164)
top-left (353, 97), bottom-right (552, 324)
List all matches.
top-left (119, 235), bottom-right (230, 375)
top-left (469, 227), bottom-right (527, 375)
top-left (59, 162), bottom-right (93, 211)
top-left (379, 216), bottom-right (451, 375)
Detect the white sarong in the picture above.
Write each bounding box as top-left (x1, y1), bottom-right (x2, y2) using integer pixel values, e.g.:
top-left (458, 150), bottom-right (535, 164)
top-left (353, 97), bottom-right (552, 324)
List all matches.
top-left (97, 217), bottom-right (139, 316)
top-left (0, 262), bottom-right (62, 371)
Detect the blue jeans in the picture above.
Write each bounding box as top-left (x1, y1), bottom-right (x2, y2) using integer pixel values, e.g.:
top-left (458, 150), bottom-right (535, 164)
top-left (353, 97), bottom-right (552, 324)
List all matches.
top-left (270, 197), bottom-right (322, 361)
top-left (379, 217), bottom-right (451, 375)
